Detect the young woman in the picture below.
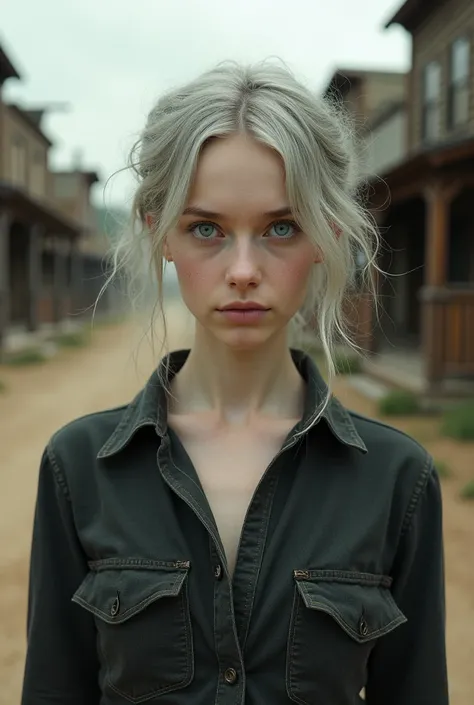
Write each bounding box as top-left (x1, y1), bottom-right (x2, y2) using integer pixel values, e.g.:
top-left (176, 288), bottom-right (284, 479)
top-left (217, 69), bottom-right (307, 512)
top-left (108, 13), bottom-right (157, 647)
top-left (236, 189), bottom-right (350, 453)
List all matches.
top-left (21, 62), bottom-right (448, 705)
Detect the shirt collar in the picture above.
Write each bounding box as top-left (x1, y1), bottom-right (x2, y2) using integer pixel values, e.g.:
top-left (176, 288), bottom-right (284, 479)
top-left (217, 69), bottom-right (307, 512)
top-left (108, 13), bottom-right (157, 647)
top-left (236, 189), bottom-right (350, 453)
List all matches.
top-left (97, 348), bottom-right (367, 459)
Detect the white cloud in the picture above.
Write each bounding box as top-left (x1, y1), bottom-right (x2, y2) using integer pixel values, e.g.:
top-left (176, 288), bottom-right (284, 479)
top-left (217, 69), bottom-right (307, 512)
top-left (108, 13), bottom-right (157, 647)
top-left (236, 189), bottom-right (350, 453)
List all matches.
top-left (2, 0), bottom-right (409, 206)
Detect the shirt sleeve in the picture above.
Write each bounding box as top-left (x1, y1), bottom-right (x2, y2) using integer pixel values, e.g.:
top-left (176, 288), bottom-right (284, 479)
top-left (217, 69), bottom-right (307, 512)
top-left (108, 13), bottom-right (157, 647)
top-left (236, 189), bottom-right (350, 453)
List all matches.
top-left (21, 445), bottom-right (101, 705)
top-left (365, 459), bottom-right (449, 704)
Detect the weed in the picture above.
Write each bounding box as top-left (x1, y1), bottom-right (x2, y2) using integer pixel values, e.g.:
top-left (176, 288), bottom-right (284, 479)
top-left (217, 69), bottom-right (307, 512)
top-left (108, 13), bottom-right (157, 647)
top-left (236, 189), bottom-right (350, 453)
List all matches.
top-left (378, 390), bottom-right (420, 417)
top-left (460, 480), bottom-right (474, 500)
top-left (441, 402), bottom-right (474, 441)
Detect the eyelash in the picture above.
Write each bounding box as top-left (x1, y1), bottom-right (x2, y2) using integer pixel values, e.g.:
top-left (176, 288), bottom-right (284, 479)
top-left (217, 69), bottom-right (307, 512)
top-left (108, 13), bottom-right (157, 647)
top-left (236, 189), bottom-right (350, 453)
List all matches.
top-left (186, 220), bottom-right (301, 240)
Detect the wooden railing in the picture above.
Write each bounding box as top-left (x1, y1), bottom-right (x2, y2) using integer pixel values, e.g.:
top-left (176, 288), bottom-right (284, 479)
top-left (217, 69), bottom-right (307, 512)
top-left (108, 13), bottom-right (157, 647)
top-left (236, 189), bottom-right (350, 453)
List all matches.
top-left (422, 288), bottom-right (474, 380)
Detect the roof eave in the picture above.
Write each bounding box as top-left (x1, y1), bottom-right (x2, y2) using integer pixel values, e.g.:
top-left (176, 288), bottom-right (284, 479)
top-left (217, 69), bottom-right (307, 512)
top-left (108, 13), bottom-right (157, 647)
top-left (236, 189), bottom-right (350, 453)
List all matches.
top-left (384, 0), bottom-right (416, 29)
top-left (7, 104), bottom-right (53, 147)
top-left (53, 170), bottom-right (100, 187)
top-left (0, 45), bottom-right (21, 82)
top-left (384, 0), bottom-right (444, 32)
top-left (0, 181), bottom-right (82, 237)
top-left (323, 70), bottom-right (362, 98)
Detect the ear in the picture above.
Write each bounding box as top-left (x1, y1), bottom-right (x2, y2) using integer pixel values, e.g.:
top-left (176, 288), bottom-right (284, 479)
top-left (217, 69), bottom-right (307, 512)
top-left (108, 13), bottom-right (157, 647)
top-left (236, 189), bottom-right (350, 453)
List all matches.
top-left (145, 213), bottom-right (154, 231)
top-left (162, 238), bottom-right (173, 263)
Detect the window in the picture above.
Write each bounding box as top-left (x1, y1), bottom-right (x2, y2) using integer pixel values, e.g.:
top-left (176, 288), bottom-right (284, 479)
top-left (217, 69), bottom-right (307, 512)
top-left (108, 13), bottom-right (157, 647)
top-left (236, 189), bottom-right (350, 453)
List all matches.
top-left (422, 61), bottom-right (441, 141)
top-left (448, 37), bottom-right (470, 128)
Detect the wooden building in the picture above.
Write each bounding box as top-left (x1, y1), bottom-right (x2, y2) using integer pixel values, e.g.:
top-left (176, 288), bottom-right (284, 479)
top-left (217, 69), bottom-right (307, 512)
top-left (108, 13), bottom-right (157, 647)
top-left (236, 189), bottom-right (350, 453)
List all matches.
top-left (0, 42), bottom-right (119, 351)
top-left (329, 0), bottom-right (474, 396)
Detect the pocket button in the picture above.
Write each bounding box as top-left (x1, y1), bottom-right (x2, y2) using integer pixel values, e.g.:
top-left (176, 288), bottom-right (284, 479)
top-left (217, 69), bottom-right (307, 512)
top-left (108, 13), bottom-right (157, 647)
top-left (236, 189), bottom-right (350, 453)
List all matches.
top-left (110, 594), bottom-right (120, 617)
top-left (359, 616), bottom-right (369, 637)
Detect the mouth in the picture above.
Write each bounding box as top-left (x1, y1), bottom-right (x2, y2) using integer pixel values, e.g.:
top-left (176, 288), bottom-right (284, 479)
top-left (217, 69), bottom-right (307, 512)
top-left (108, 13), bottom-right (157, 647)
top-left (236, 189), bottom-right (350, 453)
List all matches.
top-left (218, 302), bottom-right (270, 312)
top-left (216, 303), bottom-right (270, 325)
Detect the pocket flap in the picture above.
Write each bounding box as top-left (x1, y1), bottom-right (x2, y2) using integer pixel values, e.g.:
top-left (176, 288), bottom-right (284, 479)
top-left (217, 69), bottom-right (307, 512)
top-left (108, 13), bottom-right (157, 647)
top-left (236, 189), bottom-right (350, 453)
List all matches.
top-left (293, 569), bottom-right (406, 643)
top-left (72, 559), bottom-right (190, 625)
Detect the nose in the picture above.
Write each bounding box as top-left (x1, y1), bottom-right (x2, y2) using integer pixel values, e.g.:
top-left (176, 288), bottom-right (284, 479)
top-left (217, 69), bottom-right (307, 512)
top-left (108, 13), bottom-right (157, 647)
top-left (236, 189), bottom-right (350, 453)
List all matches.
top-left (225, 239), bottom-right (262, 290)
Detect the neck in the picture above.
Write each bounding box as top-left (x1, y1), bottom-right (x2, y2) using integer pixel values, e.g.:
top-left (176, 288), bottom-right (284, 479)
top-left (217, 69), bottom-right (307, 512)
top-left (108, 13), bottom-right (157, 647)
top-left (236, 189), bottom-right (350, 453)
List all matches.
top-left (169, 325), bottom-right (305, 425)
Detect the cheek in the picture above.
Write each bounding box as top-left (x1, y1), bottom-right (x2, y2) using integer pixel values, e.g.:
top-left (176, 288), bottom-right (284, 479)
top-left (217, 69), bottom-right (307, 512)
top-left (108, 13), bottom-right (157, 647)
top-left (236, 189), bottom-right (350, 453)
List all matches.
top-left (276, 251), bottom-right (315, 292)
top-left (173, 253), bottom-right (215, 298)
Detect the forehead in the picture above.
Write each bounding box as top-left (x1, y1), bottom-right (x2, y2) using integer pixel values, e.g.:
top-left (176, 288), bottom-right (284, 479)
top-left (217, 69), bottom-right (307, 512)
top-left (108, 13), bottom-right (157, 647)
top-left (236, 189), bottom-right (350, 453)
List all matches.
top-left (186, 133), bottom-right (288, 214)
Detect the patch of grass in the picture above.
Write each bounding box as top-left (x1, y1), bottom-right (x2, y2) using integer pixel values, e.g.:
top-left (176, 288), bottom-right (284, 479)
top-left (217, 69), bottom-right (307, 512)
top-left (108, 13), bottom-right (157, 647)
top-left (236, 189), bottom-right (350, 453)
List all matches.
top-left (4, 347), bottom-right (47, 366)
top-left (333, 351), bottom-right (362, 376)
top-left (441, 402), bottom-right (474, 441)
top-left (54, 330), bottom-right (90, 349)
top-left (460, 480), bottom-right (474, 500)
top-left (378, 389), bottom-right (420, 417)
top-left (434, 459), bottom-right (451, 479)
top-left (0, 379), bottom-right (7, 393)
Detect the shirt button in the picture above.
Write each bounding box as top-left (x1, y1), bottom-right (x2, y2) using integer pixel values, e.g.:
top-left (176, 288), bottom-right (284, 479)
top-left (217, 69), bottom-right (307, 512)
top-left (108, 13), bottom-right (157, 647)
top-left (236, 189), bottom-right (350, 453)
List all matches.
top-left (110, 594), bottom-right (120, 617)
top-left (214, 564), bottom-right (223, 580)
top-left (224, 668), bottom-right (238, 685)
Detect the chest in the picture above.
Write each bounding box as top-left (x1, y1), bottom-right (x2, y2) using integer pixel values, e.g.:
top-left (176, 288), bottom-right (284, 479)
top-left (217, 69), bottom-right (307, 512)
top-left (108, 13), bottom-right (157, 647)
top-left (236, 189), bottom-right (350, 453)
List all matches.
top-left (78, 429), bottom-right (405, 705)
top-left (168, 419), bottom-right (294, 573)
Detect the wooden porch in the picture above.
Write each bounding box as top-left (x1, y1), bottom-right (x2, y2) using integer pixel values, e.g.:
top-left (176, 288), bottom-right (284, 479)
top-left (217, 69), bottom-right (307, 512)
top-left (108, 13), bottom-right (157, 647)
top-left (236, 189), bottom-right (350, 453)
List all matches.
top-left (361, 340), bottom-right (474, 398)
top-left (0, 184), bottom-right (82, 348)
top-left (355, 137), bottom-right (474, 396)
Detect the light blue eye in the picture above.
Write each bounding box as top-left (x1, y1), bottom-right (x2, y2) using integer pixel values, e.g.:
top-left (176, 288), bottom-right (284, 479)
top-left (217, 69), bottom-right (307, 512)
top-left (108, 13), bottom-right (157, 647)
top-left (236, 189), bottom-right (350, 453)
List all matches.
top-left (269, 222), bottom-right (295, 238)
top-left (193, 223), bottom-right (218, 239)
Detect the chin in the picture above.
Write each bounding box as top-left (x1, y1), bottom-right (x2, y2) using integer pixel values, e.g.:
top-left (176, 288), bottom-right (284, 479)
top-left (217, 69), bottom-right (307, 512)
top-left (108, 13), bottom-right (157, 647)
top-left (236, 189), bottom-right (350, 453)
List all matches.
top-left (212, 327), bottom-right (281, 352)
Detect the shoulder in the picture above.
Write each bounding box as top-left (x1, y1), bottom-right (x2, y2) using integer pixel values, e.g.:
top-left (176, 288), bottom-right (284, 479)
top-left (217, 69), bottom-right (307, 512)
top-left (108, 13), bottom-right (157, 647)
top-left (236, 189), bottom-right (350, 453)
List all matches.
top-left (49, 405), bottom-right (128, 461)
top-left (350, 409), bottom-right (430, 462)
top-left (346, 408), bottom-right (436, 523)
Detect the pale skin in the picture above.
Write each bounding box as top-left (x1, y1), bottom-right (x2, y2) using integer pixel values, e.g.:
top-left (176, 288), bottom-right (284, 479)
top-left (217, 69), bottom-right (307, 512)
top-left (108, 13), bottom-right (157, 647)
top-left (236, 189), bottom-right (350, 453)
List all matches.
top-left (154, 132), bottom-right (320, 573)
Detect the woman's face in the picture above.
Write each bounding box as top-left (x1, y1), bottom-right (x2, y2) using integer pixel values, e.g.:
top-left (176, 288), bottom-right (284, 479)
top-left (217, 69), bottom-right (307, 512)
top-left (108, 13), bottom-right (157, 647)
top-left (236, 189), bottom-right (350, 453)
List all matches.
top-left (164, 133), bottom-right (318, 351)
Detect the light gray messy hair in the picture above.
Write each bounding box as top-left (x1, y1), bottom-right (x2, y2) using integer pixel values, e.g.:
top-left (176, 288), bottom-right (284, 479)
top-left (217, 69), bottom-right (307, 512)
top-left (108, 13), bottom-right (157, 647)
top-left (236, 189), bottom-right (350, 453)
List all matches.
top-left (103, 60), bottom-right (379, 423)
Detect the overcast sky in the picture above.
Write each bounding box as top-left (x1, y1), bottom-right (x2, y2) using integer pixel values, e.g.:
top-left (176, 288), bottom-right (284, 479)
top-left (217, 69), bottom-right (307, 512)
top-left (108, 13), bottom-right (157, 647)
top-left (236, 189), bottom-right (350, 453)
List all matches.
top-left (2, 0), bottom-right (409, 208)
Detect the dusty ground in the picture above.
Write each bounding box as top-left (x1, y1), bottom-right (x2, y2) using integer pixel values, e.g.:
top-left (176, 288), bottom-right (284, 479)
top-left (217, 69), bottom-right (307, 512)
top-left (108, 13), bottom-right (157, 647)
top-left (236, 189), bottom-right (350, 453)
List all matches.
top-left (0, 303), bottom-right (472, 704)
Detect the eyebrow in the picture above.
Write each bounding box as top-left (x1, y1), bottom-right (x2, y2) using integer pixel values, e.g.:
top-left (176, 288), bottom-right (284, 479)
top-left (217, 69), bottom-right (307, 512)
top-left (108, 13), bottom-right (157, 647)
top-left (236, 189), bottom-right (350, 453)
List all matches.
top-left (181, 206), bottom-right (293, 219)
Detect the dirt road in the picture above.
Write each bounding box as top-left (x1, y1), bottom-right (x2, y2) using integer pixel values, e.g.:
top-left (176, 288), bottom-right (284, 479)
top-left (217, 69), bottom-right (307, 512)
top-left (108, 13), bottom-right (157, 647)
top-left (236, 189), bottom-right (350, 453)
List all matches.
top-left (0, 304), bottom-right (472, 703)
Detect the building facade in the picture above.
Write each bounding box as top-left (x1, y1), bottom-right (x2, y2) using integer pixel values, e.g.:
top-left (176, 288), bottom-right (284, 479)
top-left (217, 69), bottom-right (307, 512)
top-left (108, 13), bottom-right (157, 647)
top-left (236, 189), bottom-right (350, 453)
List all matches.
top-left (374, 0), bottom-right (474, 395)
top-left (0, 42), bottom-right (120, 351)
top-left (323, 68), bottom-right (410, 352)
top-left (328, 0), bottom-right (474, 396)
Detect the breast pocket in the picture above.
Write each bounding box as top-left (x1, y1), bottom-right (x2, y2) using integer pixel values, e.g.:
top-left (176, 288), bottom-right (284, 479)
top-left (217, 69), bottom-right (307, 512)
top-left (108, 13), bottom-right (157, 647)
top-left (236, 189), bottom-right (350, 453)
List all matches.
top-left (286, 569), bottom-right (406, 705)
top-left (72, 559), bottom-right (194, 703)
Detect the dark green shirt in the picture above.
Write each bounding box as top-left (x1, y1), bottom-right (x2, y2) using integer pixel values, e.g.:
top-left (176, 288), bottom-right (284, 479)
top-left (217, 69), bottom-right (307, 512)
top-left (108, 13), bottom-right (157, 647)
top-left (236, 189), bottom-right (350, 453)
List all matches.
top-left (21, 350), bottom-right (449, 705)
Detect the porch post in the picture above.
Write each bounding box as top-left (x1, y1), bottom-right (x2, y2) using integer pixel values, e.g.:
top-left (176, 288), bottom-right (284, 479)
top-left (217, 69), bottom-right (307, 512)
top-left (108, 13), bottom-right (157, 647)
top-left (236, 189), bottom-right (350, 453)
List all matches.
top-left (70, 238), bottom-right (83, 315)
top-left (0, 210), bottom-right (11, 347)
top-left (28, 224), bottom-right (43, 332)
top-left (53, 239), bottom-right (69, 323)
top-left (421, 180), bottom-right (456, 387)
top-left (425, 183), bottom-right (449, 287)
